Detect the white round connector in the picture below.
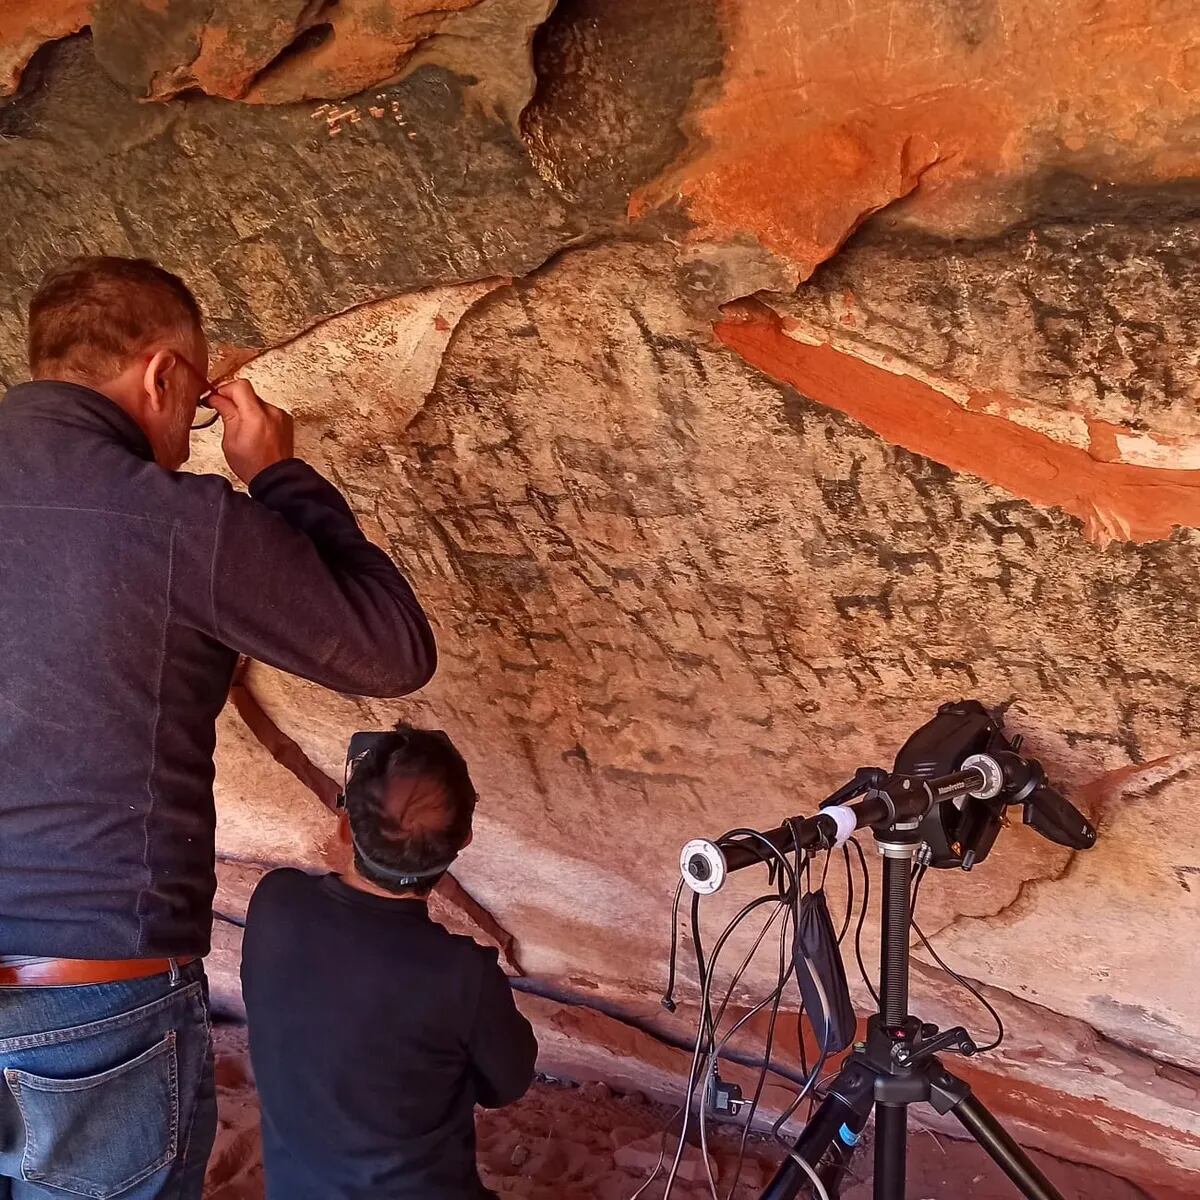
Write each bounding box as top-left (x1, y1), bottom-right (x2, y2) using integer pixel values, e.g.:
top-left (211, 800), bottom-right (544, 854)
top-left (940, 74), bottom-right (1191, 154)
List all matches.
top-left (680, 838), bottom-right (727, 895)
top-left (963, 753), bottom-right (1003, 800)
top-left (820, 804), bottom-right (859, 848)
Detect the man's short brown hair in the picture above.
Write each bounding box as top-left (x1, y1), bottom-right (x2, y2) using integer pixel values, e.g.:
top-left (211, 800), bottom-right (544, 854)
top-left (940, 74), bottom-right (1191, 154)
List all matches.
top-left (27, 256), bottom-right (203, 383)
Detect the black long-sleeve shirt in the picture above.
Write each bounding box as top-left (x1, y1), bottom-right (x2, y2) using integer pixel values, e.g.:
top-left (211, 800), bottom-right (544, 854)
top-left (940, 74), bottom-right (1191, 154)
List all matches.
top-left (241, 869), bottom-right (538, 1200)
top-left (0, 381), bottom-right (436, 958)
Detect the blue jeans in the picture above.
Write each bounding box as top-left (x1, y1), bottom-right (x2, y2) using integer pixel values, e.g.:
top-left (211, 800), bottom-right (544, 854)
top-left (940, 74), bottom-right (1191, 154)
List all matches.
top-left (0, 962), bottom-right (215, 1199)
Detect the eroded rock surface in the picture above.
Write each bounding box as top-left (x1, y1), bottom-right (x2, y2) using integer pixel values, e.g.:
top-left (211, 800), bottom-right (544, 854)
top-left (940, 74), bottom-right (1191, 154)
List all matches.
top-left (933, 754), bottom-right (1200, 1066)
top-left (201, 239), bottom-right (1199, 1192)
top-left (0, 37), bottom-right (596, 380)
top-left (1, 5), bottom-right (1198, 1195)
top-left (634, 0), bottom-right (1200, 269)
top-left (0, 1), bottom-right (89, 95)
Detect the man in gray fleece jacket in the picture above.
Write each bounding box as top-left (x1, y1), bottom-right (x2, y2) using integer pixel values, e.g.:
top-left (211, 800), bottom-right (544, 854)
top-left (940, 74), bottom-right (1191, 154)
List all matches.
top-left (0, 256), bottom-right (437, 1199)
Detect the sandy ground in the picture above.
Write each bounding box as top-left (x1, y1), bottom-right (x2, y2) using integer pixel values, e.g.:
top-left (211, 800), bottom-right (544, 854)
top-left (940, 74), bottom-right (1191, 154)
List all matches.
top-left (205, 1025), bottom-right (1152, 1200)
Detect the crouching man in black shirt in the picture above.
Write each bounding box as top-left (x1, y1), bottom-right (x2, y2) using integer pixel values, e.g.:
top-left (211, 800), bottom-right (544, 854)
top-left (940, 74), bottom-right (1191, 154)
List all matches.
top-left (241, 725), bottom-right (538, 1200)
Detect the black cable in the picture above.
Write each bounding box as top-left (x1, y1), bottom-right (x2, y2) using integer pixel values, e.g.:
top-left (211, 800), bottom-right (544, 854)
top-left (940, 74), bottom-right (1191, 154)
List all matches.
top-left (705, 900), bottom-right (793, 1069)
top-left (719, 827), bottom-right (799, 894)
top-left (695, 892), bottom-right (789, 1057)
top-left (762, 837), bottom-right (859, 1146)
top-left (696, 897), bottom-right (796, 1056)
top-left (837, 844), bottom-right (854, 945)
top-left (657, 902), bottom-right (787, 1200)
top-left (768, 1035), bottom-right (829, 1148)
top-left (692, 890), bottom-right (715, 1048)
top-left (818, 846), bottom-right (833, 891)
top-left (790, 826), bottom-right (811, 1089)
top-left (652, 846), bottom-right (796, 1199)
top-left (770, 838), bottom-right (834, 1143)
top-left (693, 887), bottom-right (755, 1052)
top-left (704, 893), bottom-right (803, 1067)
top-left (910, 866), bottom-right (1005, 1053)
top-left (850, 837), bottom-right (878, 1005)
top-left (723, 903), bottom-right (792, 1199)
top-left (662, 926), bottom-right (725, 1200)
top-left (699, 901), bottom-right (790, 1200)
top-left (802, 844), bottom-right (828, 1123)
top-left (662, 879), bottom-right (685, 1011)
top-left (691, 893), bottom-right (758, 1103)
top-left (664, 891), bottom-right (794, 1199)
top-left (675, 875), bottom-right (786, 1192)
top-left (667, 797), bottom-right (1019, 1200)
top-left (669, 835), bottom-right (845, 1193)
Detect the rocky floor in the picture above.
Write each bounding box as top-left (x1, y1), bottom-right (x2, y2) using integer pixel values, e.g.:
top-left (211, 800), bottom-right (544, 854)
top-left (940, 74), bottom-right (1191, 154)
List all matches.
top-left (204, 1025), bottom-right (1154, 1200)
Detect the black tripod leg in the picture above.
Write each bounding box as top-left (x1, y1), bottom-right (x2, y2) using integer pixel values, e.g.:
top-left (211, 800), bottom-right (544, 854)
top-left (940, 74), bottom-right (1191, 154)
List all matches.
top-left (761, 1091), bottom-right (853, 1200)
top-left (761, 1059), bottom-right (875, 1200)
top-left (951, 1093), bottom-right (1066, 1200)
top-left (873, 1104), bottom-right (906, 1200)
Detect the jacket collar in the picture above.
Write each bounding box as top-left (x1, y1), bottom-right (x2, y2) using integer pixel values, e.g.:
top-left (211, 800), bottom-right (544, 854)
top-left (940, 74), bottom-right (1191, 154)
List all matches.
top-left (1, 380), bottom-right (155, 462)
top-left (321, 874), bottom-right (433, 917)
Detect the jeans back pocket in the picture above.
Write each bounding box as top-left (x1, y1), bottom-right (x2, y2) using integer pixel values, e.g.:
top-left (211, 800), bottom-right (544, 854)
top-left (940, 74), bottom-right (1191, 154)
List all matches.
top-left (5, 1030), bottom-right (179, 1198)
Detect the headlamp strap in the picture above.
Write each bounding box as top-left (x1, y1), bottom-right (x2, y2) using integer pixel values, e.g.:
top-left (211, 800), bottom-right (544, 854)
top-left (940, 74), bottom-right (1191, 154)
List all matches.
top-left (348, 828), bottom-right (455, 889)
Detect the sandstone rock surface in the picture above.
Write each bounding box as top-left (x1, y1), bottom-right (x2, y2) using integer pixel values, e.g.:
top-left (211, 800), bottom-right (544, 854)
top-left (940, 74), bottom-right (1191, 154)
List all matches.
top-left (2, 5), bottom-right (1199, 1196)
top-left (204, 1023), bottom-right (1158, 1200)
top-left (0, 1), bottom-right (89, 95)
top-left (634, 0), bottom-right (1200, 269)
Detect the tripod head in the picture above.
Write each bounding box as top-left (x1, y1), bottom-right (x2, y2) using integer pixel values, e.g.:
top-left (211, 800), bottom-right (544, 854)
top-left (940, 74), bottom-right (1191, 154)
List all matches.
top-left (668, 702), bottom-right (1097, 1200)
top-left (894, 699), bottom-right (1094, 869)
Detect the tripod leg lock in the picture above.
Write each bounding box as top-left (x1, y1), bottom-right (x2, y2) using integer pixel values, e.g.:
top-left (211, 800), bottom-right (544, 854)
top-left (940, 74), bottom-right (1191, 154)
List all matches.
top-left (928, 1068), bottom-right (972, 1115)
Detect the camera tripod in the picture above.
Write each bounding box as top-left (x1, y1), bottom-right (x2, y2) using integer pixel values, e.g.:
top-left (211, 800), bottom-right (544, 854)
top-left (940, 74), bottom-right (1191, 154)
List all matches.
top-left (760, 822), bottom-right (1064, 1200)
top-left (678, 701), bottom-right (1097, 1200)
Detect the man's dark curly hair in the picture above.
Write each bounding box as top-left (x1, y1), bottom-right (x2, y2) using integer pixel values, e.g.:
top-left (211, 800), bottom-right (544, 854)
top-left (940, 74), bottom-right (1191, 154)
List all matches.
top-left (344, 724), bottom-right (477, 896)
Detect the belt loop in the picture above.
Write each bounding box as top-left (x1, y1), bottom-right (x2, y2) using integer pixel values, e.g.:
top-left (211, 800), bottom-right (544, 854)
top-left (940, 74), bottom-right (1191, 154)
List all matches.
top-left (168, 957), bottom-right (180, 987)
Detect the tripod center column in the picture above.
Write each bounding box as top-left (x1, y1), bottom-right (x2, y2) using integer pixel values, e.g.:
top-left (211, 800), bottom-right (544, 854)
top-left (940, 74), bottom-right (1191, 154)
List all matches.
top-left (875, 830), bottom-right (919, 1028)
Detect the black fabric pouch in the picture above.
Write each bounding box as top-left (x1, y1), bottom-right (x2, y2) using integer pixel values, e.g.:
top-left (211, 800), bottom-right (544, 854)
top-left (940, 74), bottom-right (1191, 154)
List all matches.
top-left (794, 889), bottom-right (857, 1055)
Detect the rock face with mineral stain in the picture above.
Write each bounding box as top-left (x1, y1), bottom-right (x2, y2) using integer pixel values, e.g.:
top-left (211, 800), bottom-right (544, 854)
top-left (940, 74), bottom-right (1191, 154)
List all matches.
top-left (2, 4), bottom-right (1199, 1195)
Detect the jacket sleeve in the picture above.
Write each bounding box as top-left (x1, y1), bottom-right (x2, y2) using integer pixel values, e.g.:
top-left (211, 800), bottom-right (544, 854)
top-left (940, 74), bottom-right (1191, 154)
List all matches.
top-left (206, 458), bottom-right (437, 696)
top-left (468, 951), bottom-right (538, 1109)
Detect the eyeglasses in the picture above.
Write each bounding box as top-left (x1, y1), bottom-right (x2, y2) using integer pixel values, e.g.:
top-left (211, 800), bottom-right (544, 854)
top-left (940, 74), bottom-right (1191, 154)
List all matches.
top-left (176, 355), bottom-right (223, 431)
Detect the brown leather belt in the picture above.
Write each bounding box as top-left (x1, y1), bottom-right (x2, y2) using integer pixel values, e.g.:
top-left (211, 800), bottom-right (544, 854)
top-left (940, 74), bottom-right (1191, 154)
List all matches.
top-left (0, 955), bottom-right (198, 988)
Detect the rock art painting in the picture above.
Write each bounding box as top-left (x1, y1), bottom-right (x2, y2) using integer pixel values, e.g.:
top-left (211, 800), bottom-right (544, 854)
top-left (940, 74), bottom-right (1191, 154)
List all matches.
top-left (2, 3), bottom-right (1198, 1196)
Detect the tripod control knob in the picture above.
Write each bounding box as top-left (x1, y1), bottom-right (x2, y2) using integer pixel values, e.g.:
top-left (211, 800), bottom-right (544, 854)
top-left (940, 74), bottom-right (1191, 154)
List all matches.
top-left (963, 753), bottom-right (1004, 800)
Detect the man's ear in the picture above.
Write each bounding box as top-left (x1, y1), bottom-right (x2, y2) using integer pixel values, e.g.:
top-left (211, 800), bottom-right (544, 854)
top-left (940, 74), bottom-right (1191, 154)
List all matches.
top-left (337, 811), bottom-right (352, 847)
top-left (142, 349), bottom-right (175, 412)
